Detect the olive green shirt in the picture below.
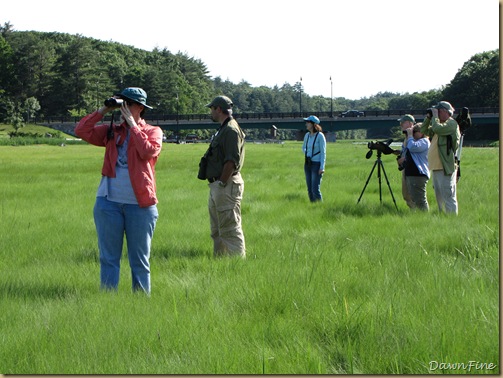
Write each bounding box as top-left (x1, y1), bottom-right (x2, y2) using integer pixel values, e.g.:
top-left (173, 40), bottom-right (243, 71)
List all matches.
top-left (421, 116), bottom-right (460, 175)
top-left (205, 118), bottom-right (245, 179)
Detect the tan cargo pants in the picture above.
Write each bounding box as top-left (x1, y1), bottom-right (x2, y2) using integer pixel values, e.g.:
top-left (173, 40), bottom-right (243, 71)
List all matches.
top-left (208, 173), bottom-right (246, 257)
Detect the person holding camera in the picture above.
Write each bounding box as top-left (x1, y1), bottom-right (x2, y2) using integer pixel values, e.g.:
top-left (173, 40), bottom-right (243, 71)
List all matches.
top-left (456, 107), bottom-right (472, 135)
top-left (455, 107), bottom-right (471, 182)
top-left (397, 114), bottom-right (416, 209)
top-left (302, 115), bottom-right (326, 202)
top-left (200, 95), bottom-right (246, 258)
top-left (421, 101), bottom-right (460, 215)
top-left (75, 87), bottom-right (163, 294)
top-left (398, 124), bottom-right (430, 211)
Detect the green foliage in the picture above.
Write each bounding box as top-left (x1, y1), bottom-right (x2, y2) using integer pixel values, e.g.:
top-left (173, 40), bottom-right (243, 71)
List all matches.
top-left (443, 50), bottom-right (500, 107)
top-left (387, 89), bottom-right (442, 110)
top-left (0, 134), bottom-right (79, 146)
top-left (5, 99), bottom-right (24, 131)
top-left (68, 108), bottom-right (88, 118)
top-left (335, 129), bottom-right (367, 140)
top-left (0, 35), bottom-right (14, 104)
top-left (1, 30), bottom-right (214, 117)
top-left (0, 142), bottom-right (498, 374)
top-left (0, 27), bottom-right (498, 129)
top-left (0, 122), bottom-right (76, 145)
top-left (23, 96), bottom-right (41, 121)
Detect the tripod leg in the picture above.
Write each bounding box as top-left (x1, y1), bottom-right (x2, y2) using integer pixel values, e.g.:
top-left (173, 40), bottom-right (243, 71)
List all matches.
top-left (380, 161), bottom-right (399, 211)
top-left (377, 158), bottom-right (383, 204)
top-left (357, 159), bottom-right (378, 204)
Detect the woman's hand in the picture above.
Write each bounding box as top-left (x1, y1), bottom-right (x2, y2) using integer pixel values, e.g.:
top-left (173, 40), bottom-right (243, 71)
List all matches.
top-left (120, 102), bottom-right (137, 129)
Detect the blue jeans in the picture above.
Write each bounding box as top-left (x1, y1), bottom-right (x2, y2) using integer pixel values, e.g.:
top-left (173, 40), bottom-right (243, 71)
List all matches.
top-left (93, 196), bottom-right (158, 294)
top-left (304, 161), bottom-right (323, 202)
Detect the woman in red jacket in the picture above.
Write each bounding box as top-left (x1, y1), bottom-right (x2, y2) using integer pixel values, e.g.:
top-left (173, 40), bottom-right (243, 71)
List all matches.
top-left (75, 87), bottom-right (163, 294)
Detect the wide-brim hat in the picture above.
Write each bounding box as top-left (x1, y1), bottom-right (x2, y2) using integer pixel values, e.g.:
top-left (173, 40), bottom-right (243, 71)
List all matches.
top-left (116, 87), bottom-right (153, 109)
top-left (432, 101), bottom-right (454, 114)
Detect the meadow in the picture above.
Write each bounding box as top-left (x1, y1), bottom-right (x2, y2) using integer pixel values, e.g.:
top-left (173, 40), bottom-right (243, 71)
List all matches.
top-left (0, 140), bottom-right (499, 374)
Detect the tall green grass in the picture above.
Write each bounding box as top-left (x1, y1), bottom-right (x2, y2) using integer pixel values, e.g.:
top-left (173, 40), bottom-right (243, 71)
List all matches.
top-left (0, 141), bottom-right (499, 374)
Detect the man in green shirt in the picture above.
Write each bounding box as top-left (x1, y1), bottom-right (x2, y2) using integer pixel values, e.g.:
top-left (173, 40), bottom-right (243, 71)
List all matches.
top-left (202, 95), bottom-right (246, 257)
top-left (421, 101), bottom-right (460, 214)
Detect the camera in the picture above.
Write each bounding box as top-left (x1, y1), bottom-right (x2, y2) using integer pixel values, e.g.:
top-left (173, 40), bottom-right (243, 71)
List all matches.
top-left (197, 146), bottom-right (213, 180)
top-left (197, 156), bottom-right (208, 180)
top-left (104, 98), bottom-right (124, 107)
top-left (366, 139), bottom-right (397, 159)
top-left (426, 108), bottom-right (433, 118)
top-left (397, 155), bottom-right (405, 171)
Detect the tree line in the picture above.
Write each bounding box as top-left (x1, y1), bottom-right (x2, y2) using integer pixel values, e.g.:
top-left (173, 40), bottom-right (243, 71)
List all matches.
top-left (0, 22), bottom-right (499, 139)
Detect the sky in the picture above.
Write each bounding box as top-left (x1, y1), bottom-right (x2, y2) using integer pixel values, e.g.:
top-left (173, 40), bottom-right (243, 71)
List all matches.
top-left (2, 0), bottom-right (500, 99)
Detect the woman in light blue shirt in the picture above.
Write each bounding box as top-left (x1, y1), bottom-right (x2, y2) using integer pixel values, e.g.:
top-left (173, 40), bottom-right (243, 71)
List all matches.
top-left (302, 115), bottom-right (326, 202)
top-left (402, 123), bottom-right (430, 211)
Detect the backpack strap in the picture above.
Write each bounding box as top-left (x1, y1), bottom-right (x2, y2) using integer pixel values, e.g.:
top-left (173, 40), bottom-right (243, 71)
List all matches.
top-left (311, 132), bottom-right (320, 157)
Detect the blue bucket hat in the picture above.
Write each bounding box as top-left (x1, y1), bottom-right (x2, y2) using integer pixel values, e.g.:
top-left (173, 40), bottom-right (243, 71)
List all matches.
top-left (303, 115), bottom-right (320, 124)
top-left (116, 87), bottom-right (153, 109)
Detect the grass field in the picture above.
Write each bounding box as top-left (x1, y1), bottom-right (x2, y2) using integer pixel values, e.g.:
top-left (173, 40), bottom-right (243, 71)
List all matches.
top-left (0, 140), bottom-right (499, 374)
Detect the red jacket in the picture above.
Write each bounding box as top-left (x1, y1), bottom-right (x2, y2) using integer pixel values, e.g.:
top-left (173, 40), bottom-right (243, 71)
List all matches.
top-left (75, 111), bottom-right (163, 207)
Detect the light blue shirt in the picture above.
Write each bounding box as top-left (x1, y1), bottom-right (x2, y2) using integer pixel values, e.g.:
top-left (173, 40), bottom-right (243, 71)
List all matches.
top-left (302, 132), bottom-right (326, 171)
top-left (96, 130), bottom-right (138, 204)
top-left (406, 137), bottom-right (430, 178)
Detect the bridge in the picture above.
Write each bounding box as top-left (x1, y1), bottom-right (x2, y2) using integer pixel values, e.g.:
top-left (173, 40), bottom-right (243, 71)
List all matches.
top-left (142, 108), bottom-right (499, 132)
top-left (40, 108), bottom-right (499, 135)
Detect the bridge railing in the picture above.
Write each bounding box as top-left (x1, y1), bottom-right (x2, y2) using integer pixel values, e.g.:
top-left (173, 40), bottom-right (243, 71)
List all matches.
top-left (37, 107), bottom-right (499, 124)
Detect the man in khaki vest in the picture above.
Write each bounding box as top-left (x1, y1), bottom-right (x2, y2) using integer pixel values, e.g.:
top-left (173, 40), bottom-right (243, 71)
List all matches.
top-left (201, 95), bottom-right (246, 257)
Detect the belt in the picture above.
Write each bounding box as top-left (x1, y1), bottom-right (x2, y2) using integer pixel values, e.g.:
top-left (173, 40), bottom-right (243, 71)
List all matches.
top-left (208, 172), bottom-right (239, 183)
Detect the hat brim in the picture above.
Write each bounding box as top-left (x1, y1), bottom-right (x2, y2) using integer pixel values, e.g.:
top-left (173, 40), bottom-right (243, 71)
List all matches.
top-left (115, 93), bottom-right (153, 109)
top-left (303, 117), bottom-right (320, 124)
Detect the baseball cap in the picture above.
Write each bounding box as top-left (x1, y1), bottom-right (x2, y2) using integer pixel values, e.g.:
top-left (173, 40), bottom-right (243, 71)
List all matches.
top-left (303, 115), bottom-right (320, 124)
top-left (206, 95), bottom-right (233, 110)
top-left (397, 114), bottom-right (415, 123)
top-left (116, 87), bottom-right (153, 109)
top-left (432, 101), bottom-right (455, 114)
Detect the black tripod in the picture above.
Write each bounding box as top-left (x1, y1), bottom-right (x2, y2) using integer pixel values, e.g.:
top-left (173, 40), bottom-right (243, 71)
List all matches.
top-left (357, 150), bottom-right (398, 211)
